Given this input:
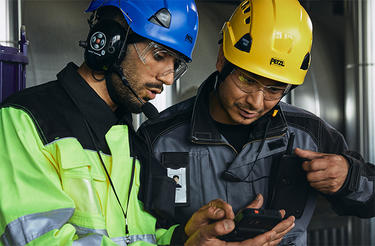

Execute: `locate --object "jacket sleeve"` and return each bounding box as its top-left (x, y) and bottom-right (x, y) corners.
top-left (155, 225), bottom-right (180, 246)
top-left (138, 123), bottom-right (187, 245)
top-left (0, 107), bottom-right (120, 246)
top-left (326, 150), bottom-right (375, 218)
top-left (316, 121), bottom-right (375, 218)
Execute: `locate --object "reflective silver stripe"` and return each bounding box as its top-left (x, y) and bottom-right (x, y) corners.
top-left (72, 223), bottom-right (108, 237)
top-left (0, 208), bottom-right (74, 246)
top-left (72, 234), bottom-right (104, 246)
top-left (70, 223), bottom-right (108, 245)
top-left (72, 233), bottom-right (157, 246)
top-left (112, 234), bottom-right (157, 246)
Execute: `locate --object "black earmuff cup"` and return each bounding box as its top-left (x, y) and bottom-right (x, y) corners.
top-left (84, 19), bottom-right (126, 71)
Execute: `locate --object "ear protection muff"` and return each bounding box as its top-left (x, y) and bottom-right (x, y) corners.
top-left (84, 19), bottom-right (128, 72)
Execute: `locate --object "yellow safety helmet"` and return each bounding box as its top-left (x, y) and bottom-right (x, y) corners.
top-left (222, 0), bottom-right (313, 85)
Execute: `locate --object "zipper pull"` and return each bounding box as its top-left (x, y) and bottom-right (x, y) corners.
top-left (125, 235), bottom-right (131, 245)
top-left (125, 217), bottom-right (129, 235)
top-left (125, 218), bottom-right (131, 244)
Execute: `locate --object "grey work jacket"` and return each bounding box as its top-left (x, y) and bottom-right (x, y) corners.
top-left (139, 72), bottom-right (375, 246)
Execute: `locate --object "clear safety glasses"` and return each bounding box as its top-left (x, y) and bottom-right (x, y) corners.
top-left (133, 41), bottom-right (188, 81)
top-left (231, 69), bottom-right (291, 101)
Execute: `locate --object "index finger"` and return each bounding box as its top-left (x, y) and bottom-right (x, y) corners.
top-left (302, 158), bottom-right (329, 172)
top-left (295, 148), bottom-right (325, 160)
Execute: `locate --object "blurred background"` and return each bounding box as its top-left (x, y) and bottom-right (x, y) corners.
top-left (1, 0), bottom-right (374, 245)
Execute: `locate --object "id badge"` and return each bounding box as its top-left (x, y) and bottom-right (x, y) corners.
top-left (167, 167), bottom-right (187, 204)
top-left (162, 152), bottom-right (189, 206)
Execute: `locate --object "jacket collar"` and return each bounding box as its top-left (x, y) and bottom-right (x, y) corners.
top-left (190, 72), bottom-right (288, 144)
top-left (57, 63), bottom-right (133, 143)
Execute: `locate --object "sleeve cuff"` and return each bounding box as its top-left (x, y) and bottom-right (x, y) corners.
top-left (332, 151), bottom-right (361, 196)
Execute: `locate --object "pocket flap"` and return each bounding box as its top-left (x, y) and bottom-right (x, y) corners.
top-left (57, 138), bottom-right (90, 169)
top-left (55, 138), bottom-right (106, 181)
top-left (161, 152), bottom-right (189, 169)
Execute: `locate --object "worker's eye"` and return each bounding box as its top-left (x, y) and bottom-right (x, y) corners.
top-left (152, 50), bottom-right (168, 61)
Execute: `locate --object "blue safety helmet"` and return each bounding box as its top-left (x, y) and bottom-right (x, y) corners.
top-left (86, 0), bottom-right (199, 62)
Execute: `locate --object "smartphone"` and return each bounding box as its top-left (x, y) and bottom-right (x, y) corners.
top-left (220, 208), bottom-right (282, 242)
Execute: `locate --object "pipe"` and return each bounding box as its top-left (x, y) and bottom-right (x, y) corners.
top-left (365, 0), bottom-right (375, 163)
top-left (346, 0), bottom-right (375, 243)
top-left (0, 0), bottom-right (10, 46)
top-left (17, 0), bottom-right (21, 41)
top-left (363, 1), bottom-right (375, 243)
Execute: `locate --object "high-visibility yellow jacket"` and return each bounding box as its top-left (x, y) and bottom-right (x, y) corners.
top-left (0, 63), bottom-right (179, 246)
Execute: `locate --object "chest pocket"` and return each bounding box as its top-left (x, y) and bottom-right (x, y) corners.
top-left (161, 150), bottom-right (210, 224)
top-left (268, 154), bottom-right (311, 218)
top-left (56, 138), bottom-right (106, 226)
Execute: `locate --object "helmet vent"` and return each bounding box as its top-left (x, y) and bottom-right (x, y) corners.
top-left (241, 0), bottom-right (250, 10)
top-left (300, 52), bottom-right (311, 70)
top-left (245, 17), bottom-right (250, 24)
top-left (235, 33), bottom-right (252, 53)
top-left (148, 8), bottom-right (171, 28)
top-left (243, 6), bottom-right (251, 14)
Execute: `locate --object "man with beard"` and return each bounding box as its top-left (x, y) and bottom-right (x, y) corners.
top-left (0, 0), bottom-right (197, 245)
top-left (139, 0), bottom-right (375, 245)
top-left (0, 0), bottom-right (296, 245)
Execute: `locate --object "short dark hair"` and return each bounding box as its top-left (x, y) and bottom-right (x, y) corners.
top-left (173, 175), bottom-right (179, 180)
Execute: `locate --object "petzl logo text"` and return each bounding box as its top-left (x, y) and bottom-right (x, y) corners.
top-left (270, 58), bottom-right (285, 67)
top-left (185, 34), bottom-right (193, 43)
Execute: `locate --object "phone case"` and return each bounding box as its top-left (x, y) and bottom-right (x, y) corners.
top-left (220, 208), bottom-right (282, 242)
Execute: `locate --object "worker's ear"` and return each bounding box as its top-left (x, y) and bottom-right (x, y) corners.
top-left (216, 44), bottom-right (225, 73)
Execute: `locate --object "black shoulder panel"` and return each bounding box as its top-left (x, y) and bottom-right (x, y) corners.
top-left (1, 81), bottom-right (99, 152)
top-left (138, 97), bottom-right (194, 147)
top-left (281, 103), bottom-right (347, 154)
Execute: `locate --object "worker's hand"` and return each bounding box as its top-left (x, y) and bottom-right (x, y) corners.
top-left (185, 194), bottom-right (263, 237)
top-left (295, 148), bottom-right (349, 194)
top-left (184, 194), bottom-right (295, 246)
top-left (185, 199), bottom-right (235, 237)
top-left (240, 194), bottom-right (295, 245)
